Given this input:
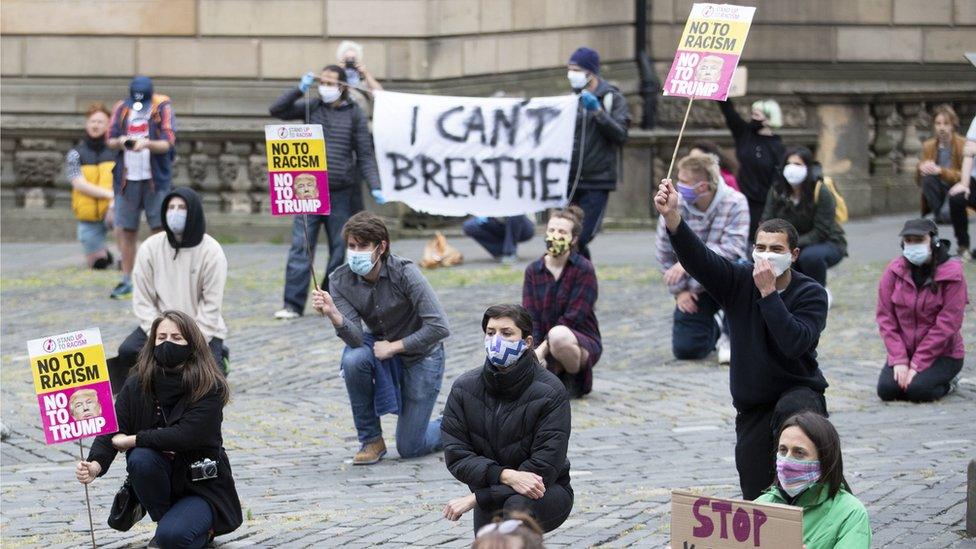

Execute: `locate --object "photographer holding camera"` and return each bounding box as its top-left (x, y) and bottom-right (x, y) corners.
top-left (77, 310), bottom-right (241, 548)
top-left (106, 75), bottom-right (177, 300)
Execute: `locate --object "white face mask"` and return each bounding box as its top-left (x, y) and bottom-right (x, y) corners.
top-left (318, 85), bottom-right (341, 103)
top-left (166, 209), bottom-right (187, 234)
top-left (783, 164), bottom-right (808, 186)
top-left (902, 243), bottom-right (931, 266)
top-left (753, 250), bottom-right (793, 277)
top-left (567, 70), bottom-right (588, 90)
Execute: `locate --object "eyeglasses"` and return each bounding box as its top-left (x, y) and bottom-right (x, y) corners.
top-left (476, 519), bottom-right (523, 538)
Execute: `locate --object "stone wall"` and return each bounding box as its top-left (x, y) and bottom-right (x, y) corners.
top-left (2, 0), bottom-right (976, 240)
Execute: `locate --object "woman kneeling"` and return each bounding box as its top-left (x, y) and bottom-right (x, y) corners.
top-left (76, 310), bottom-right (242, 548)
top-left (756, 412), bottom-right (871, 549)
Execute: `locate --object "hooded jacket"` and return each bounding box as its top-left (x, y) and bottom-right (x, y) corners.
top-left (876, 241), bottom-right (967, 372)
top-left (268, 88), bottom-right (380, 192)
top-left (656, 179), bottom-right (750, 295)
top-left (132, 188), bottom-right (228, 340)
top-left (88, 375), bottom-right (243, 536)
top-left (568, 77), bottom-right (631, 191)
top-left (441, 351), bottom-right (572, 511)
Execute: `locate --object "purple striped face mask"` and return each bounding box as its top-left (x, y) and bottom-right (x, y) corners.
top-left (485, 335), bottom-right (526, 368)
top-left (776, 455), bottom-right (821, 497)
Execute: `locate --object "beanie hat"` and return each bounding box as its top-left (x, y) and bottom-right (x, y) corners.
top-left (569, 47), bottom-right (600, 75)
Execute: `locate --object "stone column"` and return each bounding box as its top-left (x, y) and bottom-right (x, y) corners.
top-left (815, 101), bottom-right (872, 217)
top-left (898, 102), bottom-right (924, 174)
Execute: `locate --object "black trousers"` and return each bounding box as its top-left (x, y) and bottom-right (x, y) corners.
top-left (948, 177), bottom-right (976, 250)
top-left (472, 484), bottom-right (573, 535)
top-left (876, 357), bottom-right (963, 402)
top-left (108, 326), bottom-right (226, 393)
top-left (921, 174), bottom-right (952, 223)
top-left (735, 386), bottom-right (828, 500)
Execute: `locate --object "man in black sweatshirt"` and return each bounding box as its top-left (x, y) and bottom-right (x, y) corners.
top-left (654, 177), bottom-right (829, 500)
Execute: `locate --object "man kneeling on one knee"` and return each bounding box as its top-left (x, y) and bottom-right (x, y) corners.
top-left (312, 212), bottom-right (450, 465)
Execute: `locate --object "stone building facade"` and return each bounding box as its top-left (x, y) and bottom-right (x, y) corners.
top-left (2, 0), bottom-right (975, 240)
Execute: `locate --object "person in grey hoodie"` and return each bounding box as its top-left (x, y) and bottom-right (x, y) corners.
top-left (270, 64), bottom-right (383, 319)
top-left (655, 154), bottom-right (750, 361)
top-left (565, 47), bottom-right (631, 261)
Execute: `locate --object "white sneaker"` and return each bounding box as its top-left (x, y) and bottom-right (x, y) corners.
top-left (716, 334), bottom-right (731, 365)
top-left (825, 287), bottom-right (833, 310)
top-left (273, 308), bottom-right (301, 320)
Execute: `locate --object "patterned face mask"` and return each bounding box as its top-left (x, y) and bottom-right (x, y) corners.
top-left (776, 455), bottom-right (821, 497)
top-left (484, 335), bottom-right (526, 368)
top-left (545, 235), bottom-right (571, 257)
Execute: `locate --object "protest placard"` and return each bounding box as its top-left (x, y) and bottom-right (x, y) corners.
top-left (664, 3), bottom-right (756, 101)
top-left (265, 124), bottom-right (330, 216)
top-left (372, 90), bottom-right (578, 217)
top-left (671, 490), bottom-right (803, 549)
top-left (28, 328), bottom-right (118, 445)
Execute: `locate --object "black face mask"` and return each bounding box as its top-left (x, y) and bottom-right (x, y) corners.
top-left (154, 341), bottom-right (191, 369)
top-left (748, 119), bottom-right (765, 132)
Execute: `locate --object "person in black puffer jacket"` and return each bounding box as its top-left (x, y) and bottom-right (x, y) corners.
top-left (441, 304), bottom-right (573, 536)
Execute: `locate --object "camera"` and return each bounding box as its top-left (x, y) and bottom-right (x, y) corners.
top-left (123, 139), bottom-right (136, 150)
top-left (189, 458), bottom-right (218, 482)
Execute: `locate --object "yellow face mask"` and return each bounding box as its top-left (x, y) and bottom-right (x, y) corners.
top-left (545, 235), bottom-right (571, 257)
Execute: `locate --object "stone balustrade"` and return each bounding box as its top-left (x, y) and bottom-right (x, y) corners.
top-left (1, 94), bottom-right (973, 241)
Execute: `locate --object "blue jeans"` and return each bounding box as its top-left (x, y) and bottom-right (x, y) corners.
top-left (282, 186), bottom-right (358, 312)
top-left (570, 189), bottom-right (610, 260)
top-left (672, 291), bottom-right (722, 360)
top-left (341, 344), bottom-right (445, 457)
top-left (795, 242), bottom-right (844, 287)
top-left (462, 216), bottom-right (535, 258)
top-left (126, 448), bottom-right (214, 549)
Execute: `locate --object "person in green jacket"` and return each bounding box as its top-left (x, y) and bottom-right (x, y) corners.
top-left (756, 411), bottom-right (871, 549)
top-left (761, 146), bottom-right (847, 299)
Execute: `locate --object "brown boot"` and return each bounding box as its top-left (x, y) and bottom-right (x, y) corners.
top-left (353, 438), bottom-right (387, 465)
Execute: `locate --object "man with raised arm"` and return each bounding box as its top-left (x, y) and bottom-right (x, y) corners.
top-left (654, 177), bottom-right (829, 500)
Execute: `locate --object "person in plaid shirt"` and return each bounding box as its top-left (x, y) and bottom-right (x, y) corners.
top-left (656, 154), bottom-right (749, 362)
top-left (523, 205), bottom-right (601, 398)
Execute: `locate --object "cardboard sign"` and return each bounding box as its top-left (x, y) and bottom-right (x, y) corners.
top-left (372, 90), bottom-right (578, 217)
top-left (728, 66), bottom-right (748, 98)
top-left (265, 124), bottom-right (330, 216)
top-left (664, 3), bottom-right (756, 101)
top-left (671, 490), bottom-right (803, 548)
top-left (28, 328), bottom-right (118, 444)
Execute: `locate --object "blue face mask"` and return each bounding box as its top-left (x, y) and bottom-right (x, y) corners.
top-left (485, 335), bottom-right (526, 368)
top-left (677, 183), bottom-right (699, 203)
top-left (347, 248), bottom-right (376, 276)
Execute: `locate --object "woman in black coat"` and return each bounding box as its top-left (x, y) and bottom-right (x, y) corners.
top-left (76, 310), bottom-right (242, 548)
top-left (441, 304), bottom-right (573, 535)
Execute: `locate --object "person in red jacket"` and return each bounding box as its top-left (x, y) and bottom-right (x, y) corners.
top-left (876, 218), bottom-right (968, 402)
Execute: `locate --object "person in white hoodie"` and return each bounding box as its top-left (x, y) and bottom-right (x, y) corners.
top-left (655, 154), bottom-right (750, 362)
top-left (107, 187), bottom-right (228, 390)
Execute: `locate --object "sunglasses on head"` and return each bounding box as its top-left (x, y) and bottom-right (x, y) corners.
top-left (476, 519), bottom-right (523, 538)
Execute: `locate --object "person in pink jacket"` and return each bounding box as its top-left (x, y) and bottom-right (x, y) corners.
top-left (876, 218), bottom-right (968, 402)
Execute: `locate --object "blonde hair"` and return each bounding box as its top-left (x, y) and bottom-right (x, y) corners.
top-left (678, 154), bottom-right (721, 191)
top-left (751, 99), bottom-right (783, 129)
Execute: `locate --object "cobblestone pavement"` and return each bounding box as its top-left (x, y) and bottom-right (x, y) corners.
top-left (2, 215), bottom-right (975, 548)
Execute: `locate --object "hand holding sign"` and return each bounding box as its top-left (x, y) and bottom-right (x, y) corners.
top-left (75, 460), bottom-right (101, 484)
top-left (311, 289), bottom-right (340, 323)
